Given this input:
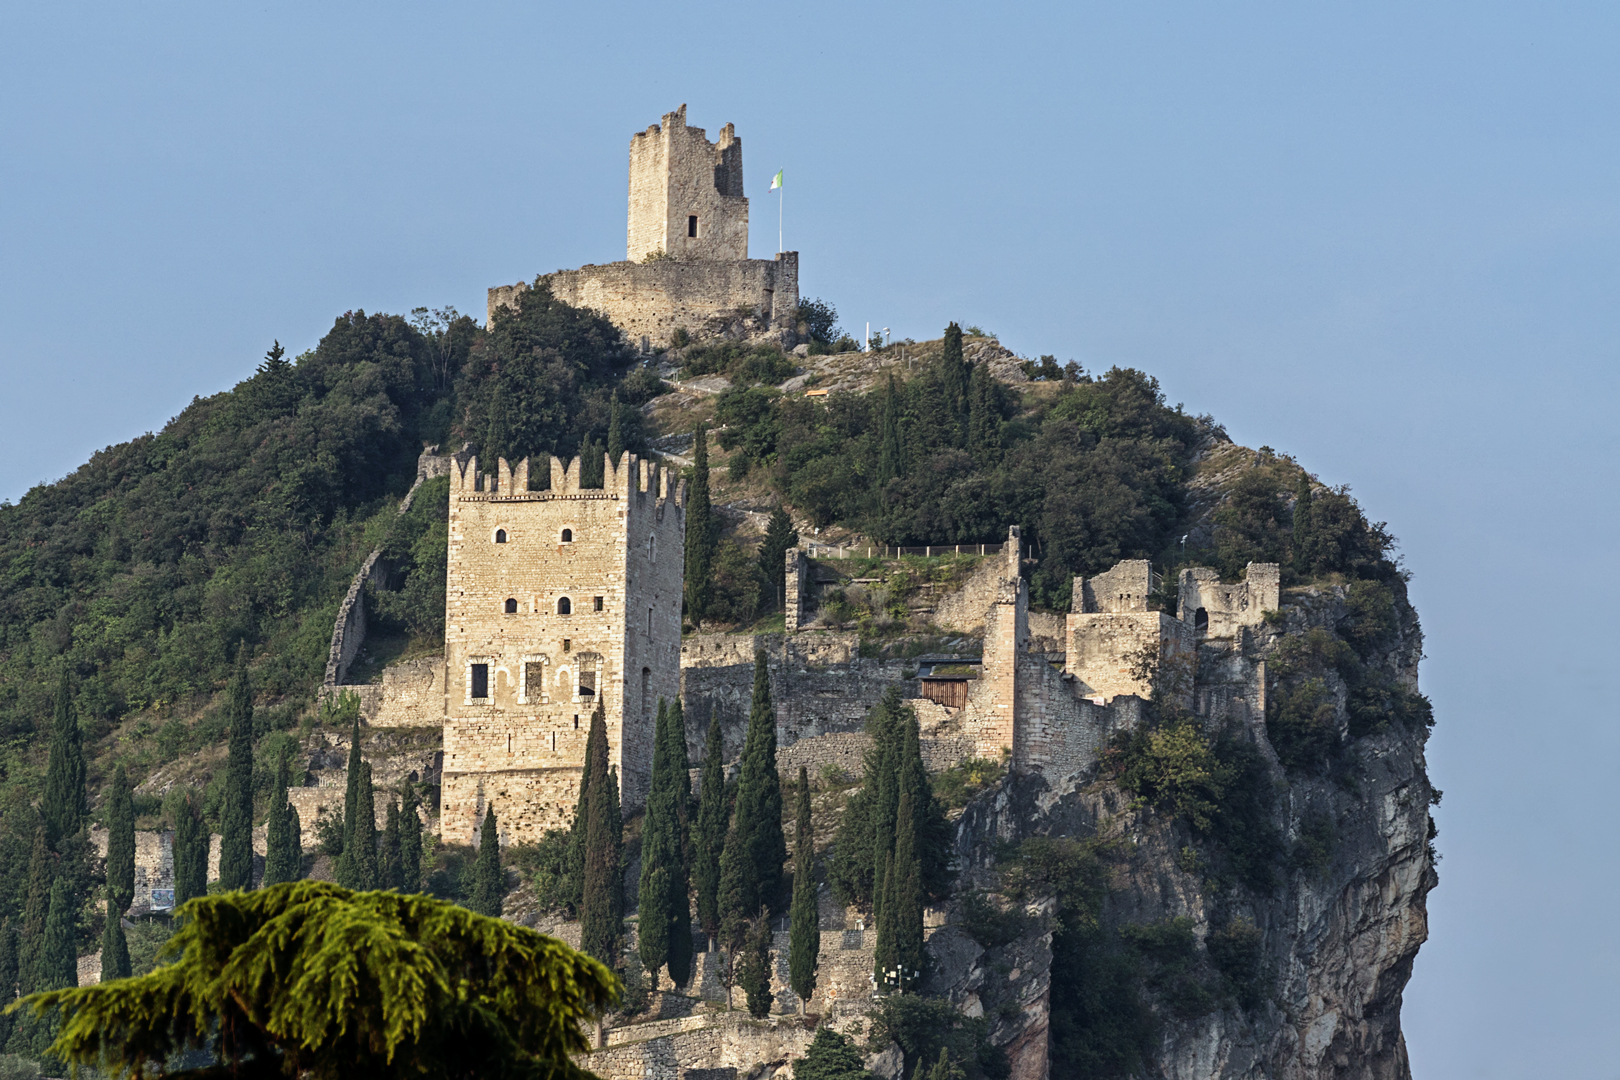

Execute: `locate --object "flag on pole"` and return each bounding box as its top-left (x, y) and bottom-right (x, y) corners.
top-left (770, 169), bottom-right (783, 190)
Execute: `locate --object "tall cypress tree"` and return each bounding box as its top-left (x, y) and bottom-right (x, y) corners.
top-left (757, 507), bottom-right (800, 611)
top-left (663, 698), bottom-right (694, 988)
top-left (788, 766), bottom-right (819, 1011)
top-left (967, 361), bottom-right (1001, 466)
top-left (1292, 470), bottom-right (1315, 578)
top-left (684, 423), bottom-right (716, 624)
top-left (877, 374), bottom-right (905, 487)
top-left (939, 323), bottom-right (970, 447)
top-left (263, 749), bottom-right (301, 887)
top-left (0, 919), bottom-right (18, 1046)
top-left (41, 878), bottom-right (77, 991)
top-left (637, 702), bottom-right (674, 983)
top-left (667, 698), bottom-right (694, 835)
top-left (336, 716), bottom-right (366, 890)
top-left (172, 795), bottom-right (207, 910)
top-left (891, 789), bottom-right (924, 986)
top-left (17, 829), bottom-right (51, 994)
top-left (484, 383), bottom-right (511, 465)
top-left (694, 711), bottom-right (726, 949)
top-left (100, 903), bottom-right (130, 982)
top-left (400, 789), bottom-right (423, 892)
top-left (564, 706), bottom-right (605, 912)
top-left (351, 762), bottom-right (379, 891)
top-left (580, 708), bottom-right (622, 967)
top-left (718, 650), bottom-right (785, 950)
top-left (607, 390), bottom-right (625, 469)
top-left (41, 668), bottom-right (87, 849)
top-left (105, 765), bottom-right (135, 915)
top-left (470, 805), bottom-right (503, 916)
top-left (219, 649), bottom-right (255, 891)
top-left (872, 844), bottom-right (897, 986)
top-left (738, 907), bottom-right (774, 1019)
top-left (380, 799), bottom-right (404, 892)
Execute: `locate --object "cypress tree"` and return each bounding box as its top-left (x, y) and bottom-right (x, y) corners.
top-left (718, 651), bottom-right (785, 948)
top-left (872, 844), bottom-right (897, 987)
top-left (172, 795), bottom-right (207, 910)
top-left (380, 799), bottom-right (404, 892)
top-left (100, 902), bottom-right (130, 981)
top-left (580, 708), bottom-right (622, 967)
top-left (663, 699), bottom-right (694, 988)
top-left (939, 323), bottom-right (969, 447)
top-left (694, 711), bottom-right (726, 949)
top-left (400, 789), bottom-right (422, 892)
top-left (470, 805), bottom-right (503, 916)
top-left (17, 829), bottom-right (51, 994)
top-left (219, 649), bottom-right (256, 891)
top-left (41, 667), bottom-right (87, 849)
top-left (351, 762), bottom-right (378, 891)
top-left (737, 907), bottom-right (774, 1019)
top-left (788, 766), bottom-right (819, 1010)
top-left (877, 374), bottom-right (905, 486)
top-left (564, 706), bottom-right (605, 912)
top-left (41, 878), bottom-right (77, 991)
top-left (967, 361), bottom-right (1001, 465)
top-left (667, 698), bottom-right (693, 834)
top-left (1292, 471), bottom-right (1315, 578)
top-left (484, 383), bottom-right (511, 464)
top-left (105, 765), bottom-right (135, 915)
top-left (607, 390), bottom-right (625, 468)
top-left (757, 506), bottom-right (800, 611)
top-left (336, 717), bottom-right (366, 889)
top-left (684, 423), bottom-right (716, 624)
top-left (638, 701), bottom-right (675, 985)
top-left (897, 706), bottom-right (952, 900)
top-left (891, 790), bottom-right (924, 986)
top-left (0, 919), bottom-right (17, 1046)
top-left (263, 749), bottom-right (300, 886)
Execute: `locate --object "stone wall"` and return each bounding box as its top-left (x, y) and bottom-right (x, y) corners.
top-left (931, 553), bottom-right (1011, 635)
top-left (1063, 611), bottom-right (1191, 701)
top-left (324, 550), bottom-right (385, 687)
top-left (441, 452), bottom-right (685, 844)
top-left (1178, 562), bottom-right (1280, 639)
top-left (783, 549), bottom-right (807, 632)
top-left (1075, 559), bottom-right (1154, 613)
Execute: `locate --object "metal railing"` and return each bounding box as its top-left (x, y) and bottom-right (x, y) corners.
top-left (803, 542), bottom-right (1004, 559)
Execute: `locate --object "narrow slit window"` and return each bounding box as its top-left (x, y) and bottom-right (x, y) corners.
top-left (688, 215), bottom-right (698, 237)
top-left (470, 663), bottom-right (489, 699)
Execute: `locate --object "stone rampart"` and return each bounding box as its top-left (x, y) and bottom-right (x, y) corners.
top-left (1063, 611), bottom-right (1192, 701)
top-left (1178, 562), bottom-right (1280, 639)
top-left (783, 549), bottom-right (808, 632)
top-left (324, 550), bottom-right (385, 687)
top-left (931, 554), bottom-right (1009, 634)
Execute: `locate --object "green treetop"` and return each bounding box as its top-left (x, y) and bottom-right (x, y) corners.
top-left (579, 707), bottom-right (623, 968)
top-left (757, 506), bottom-right (800, 611)
top-left (470, 806), bottom-right (503, 917)
top-left (105, 764), bottom-right (135, 915)
top-left (693, 711), bottom-right (727, 949)
top-left (41, 668), bottom-right (87, 851)
top-left (718, 651), bottom-right (785, 949)
top-left (788, 766), bottom-right (820, 1010)
top-left (264, 748), bottom-right (302, 887)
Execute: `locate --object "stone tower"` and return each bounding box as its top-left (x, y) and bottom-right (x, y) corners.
top-left (627, 103), bottom-right (750, 262)
top-left (439, 452), bottom-right (686, 845)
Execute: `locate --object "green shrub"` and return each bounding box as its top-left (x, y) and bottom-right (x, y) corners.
top-left (1266, 677), bottom-right (1339, 772)
top-left (1105, 716), bottom-right (1226, 831)
top-left (959, 890), bottom-right (1024, 949)
top-left (1120, 917), bottom-right (1215, 1017)
top-left (932, 756), bottom-right (1006, 810)
top-left (507, 829), bottom-right (571, 912)
top-left (1206, 918), bottom-right (1267, 1010)
top-left (865, 993), bottom-right (1007, 1080)
top-left (1290, 812), bottom-right (1336, 874)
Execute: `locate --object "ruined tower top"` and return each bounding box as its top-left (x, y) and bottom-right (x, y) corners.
top-left (627, 104), bottom-right (750, 263)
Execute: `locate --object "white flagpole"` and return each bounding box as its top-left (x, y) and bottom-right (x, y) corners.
top-left (778, 183), bottom-right (783, 253)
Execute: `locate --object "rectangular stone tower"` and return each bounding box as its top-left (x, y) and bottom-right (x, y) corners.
top-left (439, 452), bottom-right (685, 845)
top-left (627, 103), bottom-right (749, 262)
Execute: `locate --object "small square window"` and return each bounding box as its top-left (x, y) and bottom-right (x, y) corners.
top-left (593, 596), bottom-right (604, 612)
top-left (562, 639), bottom-right (571, 653)
top-left (688, 215), bottom-right (698, 237)
top-left (470, 663), bottom-right (489, 699)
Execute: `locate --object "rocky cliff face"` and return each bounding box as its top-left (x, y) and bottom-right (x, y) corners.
top-left (929, 583), bottom-right (1435, 1080)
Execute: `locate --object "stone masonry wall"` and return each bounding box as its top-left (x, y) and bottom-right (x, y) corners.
top-left (324, 550), bottom-right (385, 687)
top-left (783, 549), bottom-right (807, 632)
top-left (627, 104), bottom-right (749, 263)
top-left (441, 452), bottom-right (684, 844)
top-left (1064, 611), bottom-right (1190, 701)
top-left (1178, 562), bottom-right (1280, 639)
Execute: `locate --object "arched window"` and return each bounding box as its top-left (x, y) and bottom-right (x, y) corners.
top-left (504, 598), bottom-right (518, 614)
top-left (495, 529), bottom-right (507, 544)
top-left (561, 528), bottom-right (574, 543)
top-left (1195, 608), bottom-right (1209, 633)
top-left (557, 597), bottom-right (572, 616)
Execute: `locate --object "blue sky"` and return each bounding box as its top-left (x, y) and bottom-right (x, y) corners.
top-left (3, 3), bottom-right (1617, 1075)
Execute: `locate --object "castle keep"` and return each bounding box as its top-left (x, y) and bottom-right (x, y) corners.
top-left (489, 105), bottom-right (799, 350)
top-left (438, 452), bottom-right (685, 844)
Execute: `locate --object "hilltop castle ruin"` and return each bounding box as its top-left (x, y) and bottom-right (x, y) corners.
top-left (488, 105), bottom-right (799, 351)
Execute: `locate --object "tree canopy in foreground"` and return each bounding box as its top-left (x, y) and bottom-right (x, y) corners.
top-left (7, 882), bottom-right (618, 1080)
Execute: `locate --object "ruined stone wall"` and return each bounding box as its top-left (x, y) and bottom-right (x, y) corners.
top-left (1076, 559), bottom-right (1153, 613)
top-left (324, 550), bottom-right (385, 687)
top-left (90, 828), bottom-right (174, 915)
top-left (488, 253), bottom-right (798, 350)
top-left (931, 553), bottom-right (1008, 634)
top-left (1178, 562), bottom-right (1280, 639)
top-left (1012, 658), bottom-right (1143, 780)
top-left (783, 549), bottom-right (807, 632)
top-left (441, 452), bottom-right (684, 844)
top-left (1025, 610), bottom-right (1066, 653)
top-left (371, 657), bottom-right (447, 727)
top-left (1063, 611), bottom-right (1192, 701)
top-left (627, 105), bottom-right (749, 263)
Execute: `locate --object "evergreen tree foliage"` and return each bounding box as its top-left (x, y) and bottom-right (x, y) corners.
top-left (0, 919), bottom-right (18, 1046)
top-left (1292, 470), bottom-right (1315, 577)
top-left (684, 423), bottom-right (716, 623)
top-left (17, 883), bottom-right (618, 1080)
top-left (737, 908), bottom-right (774, 1019)
top-left (218, 649), bottom-right (256, 891)
top-left (263, 749), bottom-right (301, 887)
top-left (788, 767), bottom-right (819, 1009)
top-left (891, 790), bottom-right (924, 985)
top-left (172, 795), bottom-right (208, 911)
top-left (938, 323), bottom-right (970, 448)
top-left (795, 1027), bottom-right (876, 1080)
top-left (563, 707), bottom-right (605, 913)
top-left (638, 701), bottom-right (692, 988)
top-left (351, 763), bottom-right (379, 892)
top-left (757, 506), bottom-right (800, 610)
top-left (966, 361), bottom-right (1003, 466)
top-left (17, 830), bottom-right (51, 994)
top-left (380, 799), bottom-right (404, 892)
top-left (830, 689), bottom-right (951, 907)
top-left (666, 698), bottom-right (693, 833)
top-left (470, 806), bottom-right (503, 917)
top-left (694, 711), bottom-right (727, 947)
top-left (718, 651), bottom-right (785, 950)
top-left (607, 390), bottom-right (625, 468)
top-left (579, 708), bottom-right (622, 967)
top-left (872, 845), bottom-right (896, 984)
top-left (400, 790), bottom-right (423, 893)
top-left (104, 765), bottom-right (135, 915)
top-left (877, 375), bottom-right (905, 487)
top-left (40, 879), bottom-right (76, 992)
top-left (41, 668), bottom-right (87, 850)
top-left (100, 906), bottom-right (130, 982)
top-left (339, 715), bottom-right (365, 874)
